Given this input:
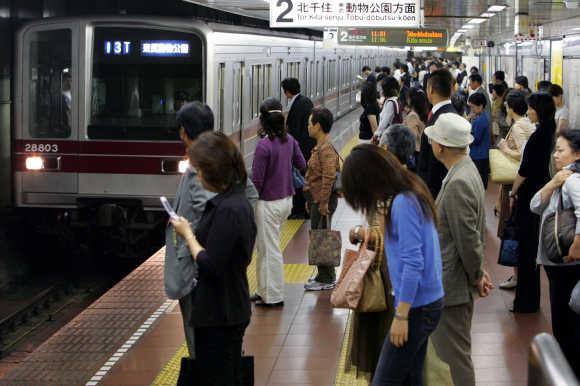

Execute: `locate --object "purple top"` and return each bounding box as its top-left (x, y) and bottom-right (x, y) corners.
top-left (251, 134), bottom-right (307, 201)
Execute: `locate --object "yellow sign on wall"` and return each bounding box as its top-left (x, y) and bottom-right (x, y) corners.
top-left (551, 40), bottom-right (563, 87)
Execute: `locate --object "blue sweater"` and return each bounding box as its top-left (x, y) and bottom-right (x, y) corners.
top-left (469, 112), bottom-right (491, 160)
top-left (385, 193), bottom-right (444, 308)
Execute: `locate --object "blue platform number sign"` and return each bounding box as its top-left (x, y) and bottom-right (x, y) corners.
top-left (104, 41), bottom-right (131, 55)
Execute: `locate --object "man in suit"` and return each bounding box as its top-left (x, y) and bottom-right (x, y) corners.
top-left (421, 61), bottom-right (440, 91)
top-left (282, 78), bottom-right (314, 218)
top-left (425, 113), bottom-right (494, 386)
top-left (468, 73), bottom-right (491, 116)
top-left (417, 69), bottom-right (458, 198)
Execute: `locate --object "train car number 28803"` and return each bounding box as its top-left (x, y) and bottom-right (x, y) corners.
top-left (24, 143), bottom-right (59, 153)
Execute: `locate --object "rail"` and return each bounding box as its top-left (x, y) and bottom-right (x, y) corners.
top-left (528, 333), bottom-right (579, 386)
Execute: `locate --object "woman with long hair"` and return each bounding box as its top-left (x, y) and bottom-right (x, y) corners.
top-left (510, 92), bottom-right (556, 312)
top-left (252, 98), bottom-right (306, 306)
top-left (342, 145), bottom-right (444, 385)
top-left (170, 131), bottom-right (257, 385)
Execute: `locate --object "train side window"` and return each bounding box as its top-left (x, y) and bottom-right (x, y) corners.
top-left (263, 64), bottom-right (272, 103)
top-left (251, 64), bottom-right (262, 119)
top-left (27, 29), bottom-right (72, 138)
top-left (218, 63), bottom-right (225, 132)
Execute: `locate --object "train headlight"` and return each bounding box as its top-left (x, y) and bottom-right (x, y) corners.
top-left (26, 156), bottom-right (44, 170)
top-left (178, 160), bottom-right (190, 174)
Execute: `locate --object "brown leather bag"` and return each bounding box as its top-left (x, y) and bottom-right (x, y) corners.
top-left (331, 228), bottom-right (387, 312)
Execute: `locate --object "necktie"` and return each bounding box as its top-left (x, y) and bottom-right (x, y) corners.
top-left (428, 110), bottom-right (433, 122)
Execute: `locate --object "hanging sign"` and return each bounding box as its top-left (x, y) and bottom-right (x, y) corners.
top-left (270, 0), bottom-right (421, 28)
top-left (337, 28), bottom-right (448, 47)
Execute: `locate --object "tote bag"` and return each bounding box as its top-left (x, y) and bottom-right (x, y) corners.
top-left (489, 149), bottom-right (519, 185)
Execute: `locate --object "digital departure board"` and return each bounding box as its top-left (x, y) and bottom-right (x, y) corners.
top-left (338, 28), bottom-right (448, 47)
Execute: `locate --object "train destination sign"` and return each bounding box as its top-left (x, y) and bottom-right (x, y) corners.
top-left (270, 0), bottom-right (420, 28)
top-left (337, 28), bottom-right (448, 47)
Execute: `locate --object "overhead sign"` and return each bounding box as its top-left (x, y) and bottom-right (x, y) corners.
top-left (270, 0), bottom-right (420, 28)
top-left (337, 28), bottom-right (448, 47)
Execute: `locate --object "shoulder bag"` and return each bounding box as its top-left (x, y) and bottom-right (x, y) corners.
top-left (541, 191), bottom-right (576, 264)
top-left (308, 216), bottom-right (342, 267)
top-left (489, 127), bottom-right (520, 184)
top-left (330, 228), bottom-right (387, 312)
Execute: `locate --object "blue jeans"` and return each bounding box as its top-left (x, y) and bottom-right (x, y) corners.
top-left (372, 298), bottom-right (443, 386)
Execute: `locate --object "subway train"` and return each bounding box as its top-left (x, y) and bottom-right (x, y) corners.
top-left (12, 16), bottom-right (405, 253)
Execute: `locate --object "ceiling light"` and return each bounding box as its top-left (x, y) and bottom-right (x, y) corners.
top-left (480, 13), bottom-right (495, 17)
top-left (488, 5), bottom-right (507, 12)
top-left (468, 18), bottom-right (487, 24)
top-left (462, 24), bottom-right (476, 29)
top-left (457, 29), bottom-right (467, 33)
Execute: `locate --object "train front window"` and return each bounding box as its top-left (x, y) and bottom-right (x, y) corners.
top-left (89, 28), bottom-right (203, 141)
top-left (28, 29), bottom-right (72, 138)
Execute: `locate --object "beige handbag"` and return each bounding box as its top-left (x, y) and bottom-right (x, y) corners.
top-left (489, 149), bottom-right (519, 184)
top-left (330, 229), bottom-right (387, 312)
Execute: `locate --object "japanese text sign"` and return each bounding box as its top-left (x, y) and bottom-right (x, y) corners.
top-left (270, 0), bottom-right (421, 28)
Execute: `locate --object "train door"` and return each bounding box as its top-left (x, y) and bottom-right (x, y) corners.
top-left (232, 62), bottom-right (244, 153)
top-left (563, 59), bottom-right (580, 129)
top-left (522, 57), bottom-right (544, 91)
top-left (16, 23), bottom-right (80, 207)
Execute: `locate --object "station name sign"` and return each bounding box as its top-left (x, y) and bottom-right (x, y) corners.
top-left (270, 0), bottom-right (420, 28)
top-left (337, 28), bottom-right (448, 47)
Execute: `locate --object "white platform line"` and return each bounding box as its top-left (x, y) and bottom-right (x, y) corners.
top-left (85, 299), bottom-right (177, 386)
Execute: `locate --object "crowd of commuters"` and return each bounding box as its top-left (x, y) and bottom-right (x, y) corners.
top-left (159, 53), bottom-right (580, 384)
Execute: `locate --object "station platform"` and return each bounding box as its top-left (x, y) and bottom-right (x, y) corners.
top-left (0, 111), bottom-right (554, 386)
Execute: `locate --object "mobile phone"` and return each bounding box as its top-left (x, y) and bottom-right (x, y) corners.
top-left (160, 196), bottom-right (179, 220)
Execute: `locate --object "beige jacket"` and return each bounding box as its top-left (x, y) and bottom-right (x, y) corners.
top-left (504, 116), bottom-right (535, 160)
top-left (435, 157), bottom-right (486, 307)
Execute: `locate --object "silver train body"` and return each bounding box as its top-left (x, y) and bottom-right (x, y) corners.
top-left (14, 16), bottom-right (406, 211)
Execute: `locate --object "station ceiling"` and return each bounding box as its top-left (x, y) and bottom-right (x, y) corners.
top-left (186, 0), bottom-right (580, 43)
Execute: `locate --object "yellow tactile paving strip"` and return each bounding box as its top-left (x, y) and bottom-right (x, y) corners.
top-left (153, 136), bottom-right (361, 386)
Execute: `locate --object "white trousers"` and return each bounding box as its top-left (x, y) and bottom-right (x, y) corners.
top-left (255, 197), bottom-right (293, 303)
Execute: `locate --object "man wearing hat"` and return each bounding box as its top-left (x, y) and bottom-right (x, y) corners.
top-left (425, 113), bottom-right (494, 386)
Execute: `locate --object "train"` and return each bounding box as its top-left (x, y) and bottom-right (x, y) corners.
top-left (12, 16), bottom-right (406, 256)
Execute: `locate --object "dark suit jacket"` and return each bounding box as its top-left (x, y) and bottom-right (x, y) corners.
top-left (417, 102), bottom-right (458, 198)
top-left (191, 185), bottom-right (257, 328)
top-left (286, 94), bottom-right (315, 161)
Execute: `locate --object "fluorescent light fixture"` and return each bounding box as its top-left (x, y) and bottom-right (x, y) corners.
top-left (457, 29), bottom-right (467, 33)
top-left (462, 24), bottom-right (476, 29)
top-left (488, 5), bottom-right (507, 12)
top-left (480, 13), bottom-right (495, 17)
top-left (468, 18), bottom-right (487, 24)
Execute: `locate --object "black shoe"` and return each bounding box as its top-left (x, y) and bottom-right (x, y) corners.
top-left (254, 300), bottom-right (284, 307)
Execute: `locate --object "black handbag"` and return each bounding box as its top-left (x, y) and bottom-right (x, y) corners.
top-left (241, 355), bottom-right (254, 386)
top-left (177, 357), bottom-right (197, 386)
top-left (177, 355), bottom-right (254, 385)
top-left (542, 192), bottom-right (576, 263)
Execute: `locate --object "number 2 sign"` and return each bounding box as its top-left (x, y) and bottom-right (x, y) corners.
top-left (270, 0), bottom-right (295, 27)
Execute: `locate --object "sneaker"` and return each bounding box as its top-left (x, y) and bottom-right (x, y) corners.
top-left (499, 276), bottom-right (517, 290)
top-left (306, 277), bottom-right (316, 284)
top-left (304, 281), bottom-right (336, 291)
